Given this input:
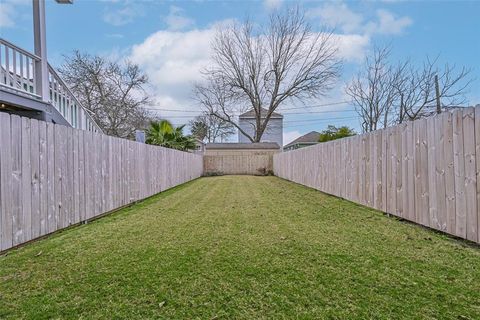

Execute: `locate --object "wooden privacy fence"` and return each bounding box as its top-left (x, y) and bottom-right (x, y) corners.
top-left (274, 107), bottom-right (480, 244)
top-left (204, 154), bottom-right (274, 175)
top-left (0, 113), bottom-right (203, 252)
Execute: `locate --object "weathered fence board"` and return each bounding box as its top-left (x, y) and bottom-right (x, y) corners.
top-left (21, 117), bottom-right (32, 243)
top-left (0, 113), bottom-right (12, 250)
top-left (274, 107), bottom-right (480, 244)
top-left (30, 119), bottom-right (40, 239)
top-left (0, 114), bottom-right (203, 252)
top-left (463, 108), bottom-right (477, 242)
top-left (444, 113), bottom-right (456, 234)
top-left (476, 107), bottom-right (480, 243)
top-left (11, 116), bottom-right (23, 246)
top-left (46, 123), bottom-right (55, 234)
top-left (413, 118), bottom-right (429, 227)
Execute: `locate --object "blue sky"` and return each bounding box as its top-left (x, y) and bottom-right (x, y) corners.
top-left (1, 0), bottom-right (479, 144)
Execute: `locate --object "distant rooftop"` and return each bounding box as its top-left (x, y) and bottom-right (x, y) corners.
top-left (206, 142), bottom-right (280, 150)
top-left (284, 131), bottom-right (321, 149)
top-left (239, 107), bottom-right (283, 119)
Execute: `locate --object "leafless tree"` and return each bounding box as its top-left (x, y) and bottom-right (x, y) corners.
top-left (207, 114), bottom-right (236, 142)
top-left (189, 112), bottom-right (235, 143)
top-left (195, 7), bottom-right (341, 142)
top-left (347, 46), bottom-right (473, 132)
top-left (59, 51), bottom-right (154, 138)
top-left (346, 46), bottom-right (405, 132)
top-left (394, 57), bottom-right (473, 121)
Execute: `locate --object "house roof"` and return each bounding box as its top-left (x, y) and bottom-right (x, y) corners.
top-left (206, 142), bottom-right (280, 150)
top-left (283, 131), bottom-right (321, 149)
top-left (239, 107), bottom-right (283, 119)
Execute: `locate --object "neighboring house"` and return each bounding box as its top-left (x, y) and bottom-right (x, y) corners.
top-left (238, 108), bottom-right (283, 147)
top-left (283, 131), bottom-right (321, 151)
top-left (204, 142), bottom-right (280, 175)
top-left (193, 139), bottom-right (206, 154)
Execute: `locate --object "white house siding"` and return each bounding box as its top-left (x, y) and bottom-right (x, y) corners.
top-left (238, 117), bottom-right (283, 146)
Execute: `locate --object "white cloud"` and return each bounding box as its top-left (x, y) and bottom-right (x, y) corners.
top-left (371, 9), bottom-right (412, 35)
top-left (283, 130), bottom-right (302, 146)
top-left (333, 34), bottom-right (370, 62)
top-left (307, 3), bottom-right (363, 34)
top-left (164, 6), bottom-right (194, 31)
top-left (307, 3), bottom-right (412, 36)
top-left (0, 0), bottom-right (30, 28)
top-left (305, 3), bottom-right (411, 64)
top-left (103, 2), bottom-right (143, 26)
top-left (130, 29), bottom-right (214, 88)
top-left (129, 26), bottom-right (217, 115)
top-left (0, 2), bottom-right (15, 28)
top-left (264, 0), bottom-right (283, 11)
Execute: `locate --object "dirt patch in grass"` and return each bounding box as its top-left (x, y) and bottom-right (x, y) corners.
top-left (1, 176), bottom-right (479, 319)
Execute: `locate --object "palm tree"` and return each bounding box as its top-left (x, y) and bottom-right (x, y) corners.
top-left (146, 120), bottom-right (196, 151)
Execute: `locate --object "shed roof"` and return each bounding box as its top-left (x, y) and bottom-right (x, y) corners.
top-left (283, 131), bottom-right (321, 149)
top-left (206, 142), bottom-right (280, 150)
top-left (239, 107), bottom-right (283, 119)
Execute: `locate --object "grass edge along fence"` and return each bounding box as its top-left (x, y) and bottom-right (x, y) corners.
top-left (0, 113), bottom-right (203, 252)
top-left (274, 106), bottom-right (480, 244)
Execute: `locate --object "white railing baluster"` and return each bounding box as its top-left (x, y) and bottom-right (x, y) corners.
top-left (5, 46), bottom-right (10, 86)
top-left (1, 38), bottom-right (41, 98)
top-left (26, 56), bottom-right (30, 92)
top-left (0, 43), bottom-right (3, 85)
top-left (32, 57), bottom-right (37, 94)
top-left (12, 49), bottom-right (17, 89)
top-left (19, 53), bottom-right (25, 92)
top-left (65, 96), bottom-right (69, 123)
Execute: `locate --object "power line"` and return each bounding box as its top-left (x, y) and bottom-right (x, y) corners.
top-left (283, 117), bottom-right (359, 129)
top-left (158, 115), bottom-right (360, 123)
top-left (169, 116), bottom-right (359, 130)
top-left (142, 100), bottom-right (352, 114)
top-left (140, 100), bottom-right (359, 129)
top-left (142, 107), bottom-right (200, 113)
top-left (145, 109), bottom-right (356, 115)
top-left (282, 109), bottom-right (356, 115)
top-left (145, 109), bottom-right (358, 119)
top-left (264, 116), bottom-right (360, 129)
top-left (280, 101), bottom-right (351, 111)
top-left (283, 116), bottom-right (359, 123)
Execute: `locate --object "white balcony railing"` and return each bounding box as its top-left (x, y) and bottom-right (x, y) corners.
top-left (0, 38), bottom-right (40, 97)
top-left (0, 38), bottom-right (101, 133)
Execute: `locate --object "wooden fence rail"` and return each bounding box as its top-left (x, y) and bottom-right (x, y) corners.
top-left (0, 113), bottom-right (203, 252)
top-left (274, 107), bottom-right (480, 244)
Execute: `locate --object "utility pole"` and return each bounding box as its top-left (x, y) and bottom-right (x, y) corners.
top-left (435, 74), bottom-right (441, 114)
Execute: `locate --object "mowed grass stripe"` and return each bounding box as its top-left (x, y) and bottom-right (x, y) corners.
top-left (0, 176), bottom-right (479, 319)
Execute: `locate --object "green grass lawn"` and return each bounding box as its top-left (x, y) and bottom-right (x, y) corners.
top-left (1, 176), bottom-right (479, 319)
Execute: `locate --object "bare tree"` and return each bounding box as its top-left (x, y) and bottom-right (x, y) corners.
top-left (395, 57), bottom-right (473, 121)
top-left (59, 51), bottom-right (154, 138)
top-left (347, 46), bottom-right (473, 132)
top-left (346, 46), bottom-right (405, 132)
top-left (189, 112), bottom-right (235, 143)
top-left (195, 7), bottom-right (341, 142)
